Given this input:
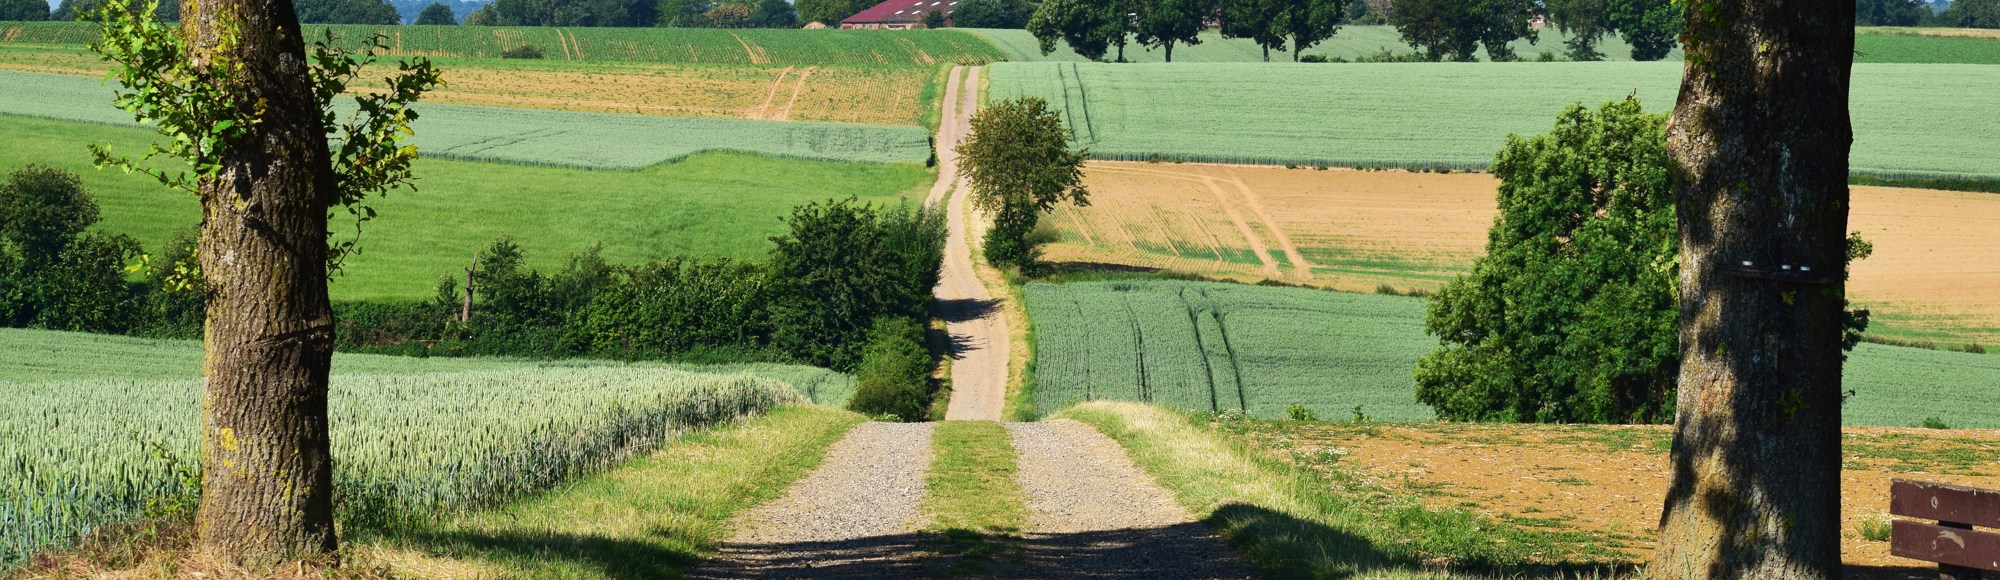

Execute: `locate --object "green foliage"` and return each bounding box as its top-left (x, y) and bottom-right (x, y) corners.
top-left (500, 43), bottom-right (543, 58)
top-left (1132, 0), bottom-right (1210, 61)
top-left (952, 0), bottom-right (1034, 29)
top-left (0, 0), bottom-right (47, 20)
top-left (1415, 100), bottom-right (1676, 424)
top-left (1857, 514), bottom-right (1894, 542)
top-left (974, 25), bottom-right (1676, 62)
top-left (653, 0), bottom-right (712, 27)
top-left (1859, 0), bottom-right (1933, 26)
top-left (1026, 0), bottom-right (1129, 61)
top-left (1608, 0), bottom-right (1681, 61)
top-left (1286, 404), bottom-right (1318, 422)
top-left (0, 166), bottom-right (144, 333)
top-left (1388, 0), bottom-right (1538, 61)
top-left (982, 62), bottom-right (2000, 179)
top-left (922, 6), bottom-right (945, 28)
top-left (1023, 280), bottom-right (1439, 421)
top-left (847, 317), bottom-right (936, 421)
top-left (768, 199), bottom-right (945, 370)
top-left (296, 0), bottom-right (401, 24)
top-left (791, 0), bottom-right (863, 25)
top-left (483, 0), bottom-right (659, 27)
top-left (749, 0), bottom-right (795, 28)
top-left (957, 97), bottom-right (1090, 270)
top-left (53, 0), bottom-right (174, 21)
top-left (1917, 416), bottom-right (1950, 429)
top-left (415, 2), bottom-right (457, 24)
top-left (0, 366), bottom-right (801, 566)
top-left (1937, 0), bottom-right (2000, 28)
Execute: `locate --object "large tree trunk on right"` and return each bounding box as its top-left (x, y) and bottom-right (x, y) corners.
top-left (1646, 1), bottom-right (1855, 579)
top-left (186, 0), bottom-right (341, 566)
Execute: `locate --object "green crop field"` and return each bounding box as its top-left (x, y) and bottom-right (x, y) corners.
top-left (1024, 280), bottom-right (2000, 428)
top-left (986, 62), bottom-right (2000, 179)
top-left (967, 26), bottom-right (1684, 63)
top-left (0, 365), bottom-right (796, 567)
top-left (1856, 31), bottom-right (2000, 64)
top-left (2, 71), bottom-right (932, 169)
top-left (0, 21), bottom-right (1005, 66)
top-left (0, 115), bottom-right (931, 301)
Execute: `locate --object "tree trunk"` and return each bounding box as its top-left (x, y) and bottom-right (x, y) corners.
top-left (1647, 2), bottom-right (1854, 580)
top-left (1262, 44), bottom-right (1270, 62)
top-left (1164, 40), bottom-right (1174, 62)
top-left (187, 0), bottom-right (341, 566)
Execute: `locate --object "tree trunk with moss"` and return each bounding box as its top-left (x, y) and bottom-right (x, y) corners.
top-left (1647, 2), bottom-right (1854, 579)
top-left (187, 0), bottom-right (341, 565)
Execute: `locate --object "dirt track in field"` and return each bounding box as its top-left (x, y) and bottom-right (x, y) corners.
top-left (1052, 162), bottom-right (2000, 343)
top-left (1255, 422), bottom-right (2000, 578)
top-left (931, 67), bottom-right (1009, 422)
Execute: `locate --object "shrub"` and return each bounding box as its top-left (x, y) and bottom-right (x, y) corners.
top-left (847, 317), bottom-right (936, 421)
top-left (1918, 416), bottom-right (1950, 429)
top-left (769, 199), bottom-right (944, 370)
top-left (1857, 514), bottom-right (1893, 542)
top-left (1287, 404), bottom-right (1319, 422)
top-left (1298, 54), bottom-right (1331, 63)
top-left (1964, 343), bottom-right (1988, 355)
top-left (501, 44), bottom-right (543, 59)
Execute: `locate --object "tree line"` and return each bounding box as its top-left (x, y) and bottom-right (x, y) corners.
top-left (1026, 0), bottom-right (1685, 62)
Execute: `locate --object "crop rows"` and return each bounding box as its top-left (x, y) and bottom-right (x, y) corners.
top-left (0, 70), bottom-right (932, 169)
top-left (967, 26), bottom-right (1683, 63)
top-left (1024, 280), bottom-right (2000, 428)
top-left (987, 62), bottom-right (2000, 179)
top-left (0, 366), bottom-right (803, 566)
top-left (1025, 280), bottom-right (1437, 421)
top-left (0, 22), bottom-right (1005, 67)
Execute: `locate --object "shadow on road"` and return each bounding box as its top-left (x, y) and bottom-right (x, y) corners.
top-left (938, 297), bottom-right (1002, 324)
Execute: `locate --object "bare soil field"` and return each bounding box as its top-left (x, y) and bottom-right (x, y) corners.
top-left (0, 45), bottom-right (932, 125)
top-left (1047, 162), bottom-right (2000, 343)
top-left (1236, 420), bottom-right (2000, 578)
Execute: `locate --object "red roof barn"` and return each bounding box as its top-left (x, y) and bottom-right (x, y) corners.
top-left (840, 0), bottom-right (959, 29)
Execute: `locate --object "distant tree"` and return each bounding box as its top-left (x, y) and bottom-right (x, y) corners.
top-left (750, 0), bottom-right (792, 27)
top-left (487, 0), bottom-right (657, 26)
top-left (1416, 100), bottom-right (1677, 425)
top-left (1857, 0), bottom-right (1931, 25)
top-left (0, 0), bottom-right (48, 20)
top-left (462, 2), bottom-right (493, 23)
top-left (0, 166), bottom-right (142, 333)
top-left (956, 98), bottom-right (1090, 271)
top-left (54, 0), bottom-right (175, 20)
top-left (1133, 0), bottom-right (1211, 62)
top-left (1027, 0), bottom-right (1123, 61)
top-left (953, 0), bottom-right (1033, 28)
top-left (793, 0), bottom-right (862, 25)
top-left (655, 0), bottom-right (711, 26)
top-left (1276, 0), bottom-right (1347, 61)
top-left (921, 6), bottom-right (944, 27)
top-left (1390, 0), bottom-right (1535, 61)
top-left (705, 0), bottom-right (749, 26)
top-left (295, 0), bottom-right (401, 24)
top-left (1609, 0), bottom-right (1680, 60)
top-left (414, 1), bottom-right (455, 23)
top-left (1937, 0), bottom-right (2000, 27)
top-left (1219, 0), bottom-right (1285, 61)
top-left (1546, 0), bottom-right (1610, 60)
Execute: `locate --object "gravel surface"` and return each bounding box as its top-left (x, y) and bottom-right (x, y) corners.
top-left (694, 422), bottom-right (938, 579)
top-left (1005, 420), bottom-right (1256, 579)
top-left (935, 66), bottom-right (1010, 422)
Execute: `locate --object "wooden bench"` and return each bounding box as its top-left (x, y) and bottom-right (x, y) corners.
top-left (1893, 479), bottom-right (2000, 580)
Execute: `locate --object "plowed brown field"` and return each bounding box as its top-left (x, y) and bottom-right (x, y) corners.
top-left (1237, 420), bottom-right (2000, 579)
top-left (1051, 161), bottom-right (2000, 343)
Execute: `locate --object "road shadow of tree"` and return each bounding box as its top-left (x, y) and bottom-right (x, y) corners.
top-left (1201, 502), bottom-right (1638, 580)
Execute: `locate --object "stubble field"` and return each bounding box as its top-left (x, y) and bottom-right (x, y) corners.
top-left (1044, 162), bottom-right (2000, 344)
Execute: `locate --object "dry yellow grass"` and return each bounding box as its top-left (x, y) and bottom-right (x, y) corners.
top-left (0, 45), bottom-right (932, 125)
top-left (1051, 162), bottom-right (2000, 343)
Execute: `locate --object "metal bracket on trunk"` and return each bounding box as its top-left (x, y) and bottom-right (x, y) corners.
top-left (1718, 262), bottom-right (1839, 286)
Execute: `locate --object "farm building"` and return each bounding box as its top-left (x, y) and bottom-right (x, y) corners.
top-left (840, 0), bottom-right (957, 29)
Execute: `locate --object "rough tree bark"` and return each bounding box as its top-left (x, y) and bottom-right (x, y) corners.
top-left (1648, 2), bottom-right (1854, 579)
top-left (186, 0), bottom-right (342, 565)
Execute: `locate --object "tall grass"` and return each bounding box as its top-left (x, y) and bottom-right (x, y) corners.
top-left (0, 367), bottom-right (801, 567)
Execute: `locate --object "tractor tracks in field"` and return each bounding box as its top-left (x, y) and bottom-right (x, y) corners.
top-left (1091, 164), bottom-right (1314, 281)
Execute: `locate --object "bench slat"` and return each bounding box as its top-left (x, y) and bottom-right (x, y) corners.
top-left (1892, 520), bottom-right (2000, 572)
top-left (1893, 479), bottom-right (2000, 529)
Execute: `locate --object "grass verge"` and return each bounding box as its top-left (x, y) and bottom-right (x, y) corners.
top-left (919, 421), bottom-right (1029, 576)
top-left (352, 405), bottom-right (865, 579)
top-left (1055, 402), bottom-right (1635, 579)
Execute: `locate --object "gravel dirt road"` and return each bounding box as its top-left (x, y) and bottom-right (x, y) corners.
top-left (933, 67), bottom-right (1010, 422)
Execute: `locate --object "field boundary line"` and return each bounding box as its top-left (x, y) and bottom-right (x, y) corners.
top-left (773, 66), bottom-right (816, 122)
top-left (1223, 169), bottom-right (1314, 280)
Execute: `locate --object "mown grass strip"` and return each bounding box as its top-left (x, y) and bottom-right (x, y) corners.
top-left (1057, 402), bottom-right (1633, 579)
top-left (920, 421), bottom-right (1029, 574)
top-left (353, 405), bottom-right (866, 579)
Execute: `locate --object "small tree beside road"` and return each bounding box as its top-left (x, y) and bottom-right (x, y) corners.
top-left (956, 97), bottom-right (1089, 272)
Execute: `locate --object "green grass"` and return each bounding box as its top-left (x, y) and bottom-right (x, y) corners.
top-left (0, 327), bottom-right (858, 404)
top-left (0, 115), bottom-right (931, 301)
top-left (920, 421), bottom-right (1029, 575)
top-left (1057, 402), bottom-right (1634, 578)
top-left (985, 61), bottom-right (2000, 179)
top-left (0, 363), bottom-right (807, 568)
top-left (2, 70), bottom-right (933, 169)
top-left (966, 26), bottom-right (1684, 63)
top-left (1023, 279), bottom-right (2000, 428)
top-left (355, 405), bottom-right (866, 579)
top-left (1857, 30), bottom-right (2000, 64)
top-left (0, 21), bottom-right (1006, 66)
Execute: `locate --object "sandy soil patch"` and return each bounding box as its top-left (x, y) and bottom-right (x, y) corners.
top-left (1052, 162), bottom-right (2000, 343)
top-left (1247, 421), bottom-right (2000, 578)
